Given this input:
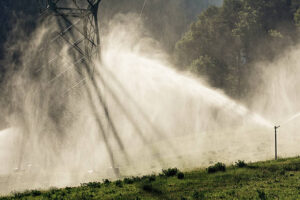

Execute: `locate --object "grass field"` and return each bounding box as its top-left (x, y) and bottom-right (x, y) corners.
top-left (1, 157), bottom-right (300, 199)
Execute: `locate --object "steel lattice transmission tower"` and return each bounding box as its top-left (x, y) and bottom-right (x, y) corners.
top-left (37, 0), bottom-right (102, 82)
top-left (16, 0), bottom-right (161, 177)
top-left (35, 0), bottom-right (125, 176)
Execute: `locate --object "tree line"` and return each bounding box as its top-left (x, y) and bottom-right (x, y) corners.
top-left (175, 0), bottom-right (300, 98)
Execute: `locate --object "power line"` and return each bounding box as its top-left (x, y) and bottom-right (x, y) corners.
top-left (140, 0), bottom-right (147, 17)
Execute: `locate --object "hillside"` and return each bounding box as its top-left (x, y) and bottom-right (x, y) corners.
top-left (0, 0), bottom-right (300, 199)
top-left (1, 157), bottom-right (300, 199)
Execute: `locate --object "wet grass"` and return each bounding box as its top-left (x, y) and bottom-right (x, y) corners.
top-left (1, 157), bottom-right (300, 199)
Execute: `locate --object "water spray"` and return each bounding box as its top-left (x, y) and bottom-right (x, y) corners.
top-left (274, 125), bottom-right (280, 160)
top-left (3, 0), bottom-right (300, 194)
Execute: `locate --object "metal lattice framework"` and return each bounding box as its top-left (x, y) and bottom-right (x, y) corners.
top-left (34, 0), bottom-right (126, 176)
top-left (37, 0), bottom-right (101, 81)
top-left (30, 0), bottom-right (167, 177)
top-left (38, 0), bottom-right (101, 52)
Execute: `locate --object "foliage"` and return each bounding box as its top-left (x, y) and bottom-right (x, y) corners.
top-left (115, 180), bottom-right (123, 187)
top-left (30, 190), bottom-right (41, 197)
top-left (2, 157), bottom-right (300, 199)
top-left (12, 190), bottom-right (41, 198)
top-left (162, 168), bottom-right (179, 177)
top-left (177, 172), bottom-right (185, 179)
top-left (147, 175), bottom-right (156, 182)
top-left (123, 177), bottom-right (135, 184)
top-left (235, 160), bottom-right (247, 168)
top-left (207, 162), bottom-right (226, 173)
top-left (175, 0), bottom-right (300, 98)
top-left (81, 182), bottom-right (101, 188)
top-left (103, 179), bottom-right (111, 185)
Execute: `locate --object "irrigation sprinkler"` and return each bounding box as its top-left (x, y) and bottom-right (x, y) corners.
top-left (274, 125), bottom-right (280, 160)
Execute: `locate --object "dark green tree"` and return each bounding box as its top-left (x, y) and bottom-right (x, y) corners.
top-left (175, 0), bottom-right (299, 98)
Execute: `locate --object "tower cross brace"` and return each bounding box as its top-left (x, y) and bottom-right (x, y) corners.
top-left (37, 0), bottom-right (102, 77)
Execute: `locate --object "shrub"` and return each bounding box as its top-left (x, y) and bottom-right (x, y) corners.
top-left (103, 179), bottom-right (111, 185)
top-left (13, 191), bottom-right (31, 198)
top-left (207, 162), bottom-right (226, 173)
top-left (115, 180), bottom-right (123, 187)
top-left (177, 172), bottom-right (185, 179)
top-left (124, 177), bottom-right (135, 184)
top-left (235, 160), bottom-right (247, 168)
top-left (31, 190), bottom-right (42, 196)
top-left (13, 190), bottom-right (41, 198)
top-left (81, 182), bottom-right (101, 188)
top-left (75, 192), bottom-right (93, 200)
top-left (148, 175), bottom-right (156, 182)
top-left (49, 187), bottom-right (59, 194)
top-left (124, 176), bottom-right (142, 184)
top-left (141, 175), bottom-right (155, 181)
top-left (42, 192), bottom-right (52, 198)
top-left (133, 176), bottom-right (142, 182)
top-left (162, 168), bottom-right (178, 177)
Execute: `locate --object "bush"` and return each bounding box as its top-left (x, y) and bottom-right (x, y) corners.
top-left (103, 179), bottom-right (111, 185)
top-left (115, 180), bottom-right (123, 187)
top-left (143, 175), bottom-right (156, 182)
top-left (75, 192), bottom-right (93, 200)
top-left (162, 168), bottom-right (178, 177)
top-left (133, 176), bottom-right (142, 182)
top-left (13, 191), bottom-right (31, 198)
top-left (13, 190), bottom-right (41, 198)
top-left (124, 176), bottom-right (142, 184)
top-left (81, 182), bottom-right (101, 188)
top-left (235, 160), bottom-right (247, 168)
top-left (31, 190), bottom-right (42, 196)
top-left (177, 172), bottom-right (184, 179)
top-left (207, 162), bottom-right (226, 173)
top-left (124, 177), bottom-right (135, 184)
top-left (49, 187), bottom-right (59, 194)
top-left (42, 192), bottom-right (52, 198)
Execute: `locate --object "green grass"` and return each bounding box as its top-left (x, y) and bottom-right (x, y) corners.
top-left (1, 157), bottom-right (300, 199)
